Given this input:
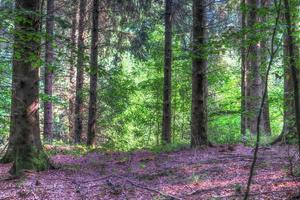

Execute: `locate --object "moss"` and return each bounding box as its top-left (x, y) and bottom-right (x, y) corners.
top-left (9, 146), bottom-right (51, 176)
top-left (0, 151), bottom-right (14, 164)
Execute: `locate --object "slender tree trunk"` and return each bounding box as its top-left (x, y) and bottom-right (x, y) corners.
top-left (4, 0), bottom-right (49, 175)
top-left (162, 0), bottom-right (173, 144)
top-left (74, 0), bottom-right (86, 144)
top-left (245, 0), bottom-right (262, 135)
top-left (283, 0), bottom-right (300, 152)
top-left (191, 0), bottom-right (208, 147)
top-left (68, 0), bottom-right (78, 142)
top-left (43, 0), bottom-right (55, 142)
top-left (87, 0), bottom-right (100, 146)
top-left (240, 0), bottom-right (247, 136)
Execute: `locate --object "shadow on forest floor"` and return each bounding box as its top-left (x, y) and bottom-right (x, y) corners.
top-left (0, 145), bottom-right (300, 199)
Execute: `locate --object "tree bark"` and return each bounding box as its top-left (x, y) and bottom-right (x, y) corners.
top-left (283, 0), bottom-right (300, 152)
top-left (3, 0), bottom-right (50, 175)
top-left (43, 0), bottom-right (55, 142)
top-left (68, 0), bottom-right (78, 142)
top-left (240, 0), bottom-right (247, 136)
top-left (74, 0), bottom-right (86, 144)
top-left (162, 0), bottom-right (172, 144)
top-left (87, 0), bottom-right (100, 146)
top-left (282, 36), bottom-right (298, 137)
top-left (245, 0), bottom-right (262, 135)
top-left (259, 0), bottom-right (271, 135)
top-left (191, 0), bottom-right (208, 147)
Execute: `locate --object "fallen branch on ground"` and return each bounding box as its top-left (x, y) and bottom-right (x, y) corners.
top-left (113, 174), bottom-right (183, 200)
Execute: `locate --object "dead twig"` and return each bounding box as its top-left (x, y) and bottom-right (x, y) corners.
top-left (113, 174), bottom-right (183, 200)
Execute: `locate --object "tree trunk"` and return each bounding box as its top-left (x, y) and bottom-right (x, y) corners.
top-left (245, 0), bottom-right (262, 135)
top-left (240, 0), bottom-right (247, 136)
top-left (162, 0), bottom-right (172, 144)
top-left (282, 36), bottom-right (298, 137)
top-left (259, 0), bottom-right (271, 135)
top-left (74, 0), bottom-right (86, 144)
top-left (87, 0), bottom-right (100, 146)
top-left (3, 0), bottom-right (50, 175)
top-left (283, 0), bottom-right (300, 152)
top-left (43, 0), bottom-right (55, 142)
top-left (68, 0), bottom-right (78, 142)
top-left (191, 0), bottom-right (208, 147)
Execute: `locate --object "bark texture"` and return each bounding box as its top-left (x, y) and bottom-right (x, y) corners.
top-left (4, 0), bottom-right (49, 175)
top-left (282, 36), bottom-right (299, 137)
top-left (191, 0), bottom-right (208, 147)
top-left (68, 0), bottom-right (78, 142)
top-left (259, 0), bottom-right (271, 135)
top-left (283, 0), bottom-right (300, 151)
top-left (162, 0), bottom-right (172, 144)
top-left (87, 0), bottom-right (100, 146)
top-left (240, 0), bottom-right (247, 136)
top-left (245, 0), bottom-right (263, 135)
top-left (74, 0), bottom-right (86, 144)
top-left (43, 0), bottom-right (55, 142)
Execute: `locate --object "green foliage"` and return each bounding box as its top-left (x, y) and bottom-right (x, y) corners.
top-left (0, 0), bottom-right (296, 153)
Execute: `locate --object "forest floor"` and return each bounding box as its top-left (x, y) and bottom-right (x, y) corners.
top-left (0, 145), bottom-right (300, 200)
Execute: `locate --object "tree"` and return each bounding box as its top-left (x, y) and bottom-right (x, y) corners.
top-left (43, 0), bottom-right (55, 142)
top-left (68, 0), bottom-right (78, 142)
top-left (282, 37), bottom-right (299, 138)
top-left (191, 0), bottom-right (208, 147)
top-left (87, 0), bottom-right (100, 146)
top-left (74, 0), bottom-right (87, 144)
top-left (245, 0), bottom-right (263, 135)
top-left (162, 0), bottom-right (173, 144)
top-left (259, 0), bottom-right (271, 135)
top-left (283, 0), bottom-right (300, 152)
top-left (240, 0), bottom-right (247, 136)
top-left (3, 0), bottom-right (50, 175)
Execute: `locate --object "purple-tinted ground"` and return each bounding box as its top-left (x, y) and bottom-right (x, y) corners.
top-left (0, 145), bottom-right (300, 200)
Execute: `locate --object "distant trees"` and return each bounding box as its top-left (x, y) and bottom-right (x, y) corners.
top-left (162, 0), bottom-right (173, 144)
top-left (44, 0), bottom-right (55, 142)
top-left (1, 0), bottom-right (300, 158)
top-left (191, 0), bottom-right (208, 147)
top-left (3, 0), bottom-right (49, 175)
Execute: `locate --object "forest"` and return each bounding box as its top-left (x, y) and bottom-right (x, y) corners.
top-left (0, 0), bottom-right (300, 199)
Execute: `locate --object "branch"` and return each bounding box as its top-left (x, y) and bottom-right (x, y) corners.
top-left (243, 0), bottom-right (282, 199)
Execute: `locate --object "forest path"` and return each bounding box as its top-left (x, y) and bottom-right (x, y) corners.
top-left (0, 145), bottom-right (300, 200)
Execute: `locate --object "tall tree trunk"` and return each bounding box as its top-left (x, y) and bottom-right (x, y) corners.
top-left (283, 0), bottom-right (300, 152)
top-left (162, 0), bottom-right (172, 144)
top-left (4, 0), bottom-right (49, 175)
top-left (240, 0), bottom-right (247, 136)
top-left (245, 0), bottom-right (262, 135)
top-left (259, 0), bottom-right (271, 135)
top-left (68, 0), bottom-right (78, 142)
top-left (74, 0), bottom-right (86, 144)
top-left (87, 0), bottom-right (100, 146)
top-left (191, 0), bottom-right (208, 147)
top-left (43, 0), bottom-right (55, 142)
top-left (282, 36), bottom-right (298, 137)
